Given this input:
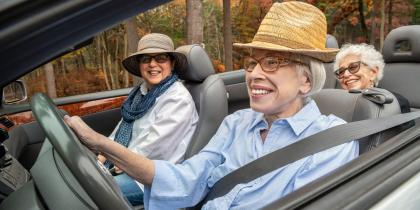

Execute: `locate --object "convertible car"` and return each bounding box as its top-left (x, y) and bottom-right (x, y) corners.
top-left (0, 0), bottom-right (420, 209)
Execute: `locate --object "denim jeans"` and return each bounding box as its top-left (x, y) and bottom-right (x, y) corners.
top-left (114, 173), bottom-right (144, 206)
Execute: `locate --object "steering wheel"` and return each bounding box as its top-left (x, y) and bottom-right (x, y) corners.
top-left (31, 93), bottom-right (131, 209)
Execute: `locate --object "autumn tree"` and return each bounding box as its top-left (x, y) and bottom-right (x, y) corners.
top-left (124, 17), bottom-right (140, 86)
top-left (223, 0), bottom-right (233, 71)
top-left (186, 0), bottom-right (204, 44)
top-left (43, 63), bottom-right (57, 98)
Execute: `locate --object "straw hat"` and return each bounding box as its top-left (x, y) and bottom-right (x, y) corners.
top-left (233, 1), bottom-right (338, 62)
top-left (122, 33), bottom-right (186, 77)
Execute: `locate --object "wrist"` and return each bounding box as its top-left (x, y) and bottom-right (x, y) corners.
top-left (95, 134), bottom-right (110, 152)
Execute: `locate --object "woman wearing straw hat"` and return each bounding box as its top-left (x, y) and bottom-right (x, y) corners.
top-left (81, 33), bottom-right (198, 206)
top-left (65, 2), bottom-right (358, 209)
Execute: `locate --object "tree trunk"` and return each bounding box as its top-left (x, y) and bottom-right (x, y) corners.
top-left (112, 38), bottom-right (121, 89)
top-left (223, 0), bottom-right (233, 71)
top-left (43, 63), bottom-right (57, 98)
top-left (370, 1), bottom-right (377, 46)
top-left (186, 0), bottom-right (203, 44)
top-left (100, 35), bottom-right (111, 90)
top-left (124, 17), bottom-right (140, 86)
top-left (380, 0), bottom-right (386, 51)
top-left (358, 0), bottom-right (368, 41)
top-left (78, 51), bottom-right (86, 71)
top-left (387, 0), bottom-right (393, 33)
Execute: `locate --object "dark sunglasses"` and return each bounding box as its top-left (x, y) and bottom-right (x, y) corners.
top-left (334, 61), bottom-right (367, 79)
top-left (243, 56), bottom-right (302, 73)
top-left (138, 53), bottom-right (171, 64)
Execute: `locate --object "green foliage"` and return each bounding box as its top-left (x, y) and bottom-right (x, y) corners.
top-left (137, 2), bottom-right (186, 46)
top-left (413, 0), bottom-right (420, 23)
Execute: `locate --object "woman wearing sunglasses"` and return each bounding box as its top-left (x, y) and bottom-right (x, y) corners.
top-left (334, 43), bottom-right (412, 126)
top-left (334, 43), bottom-right (384, 90)
top-left (93, 33), bottom-right (198, 206)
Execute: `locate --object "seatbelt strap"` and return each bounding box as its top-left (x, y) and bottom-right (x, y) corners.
top-left (204, 111), bottom-right (420, 202)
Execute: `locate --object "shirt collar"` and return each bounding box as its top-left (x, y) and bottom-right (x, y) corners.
top-left (250, 111), bottom-right (266, 129)
top-left (284, 100), bottom-right (321, 136)
top-left (249, 100), bottom-right (321, 135)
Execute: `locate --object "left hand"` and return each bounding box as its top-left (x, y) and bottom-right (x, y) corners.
top-left (64, 115), bottom-right (103, 151)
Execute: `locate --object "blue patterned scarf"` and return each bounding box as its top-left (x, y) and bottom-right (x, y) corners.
top-left (114, 73), bottom-right (178, 148)
top-left (105, 73), bottom-right (178, 169)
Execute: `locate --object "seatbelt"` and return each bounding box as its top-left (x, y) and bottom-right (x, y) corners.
top-left (202, 111), bottom-right (420, 203)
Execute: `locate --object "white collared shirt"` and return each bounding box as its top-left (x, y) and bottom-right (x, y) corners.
top-left (109, 81), bottom-right (199, 164)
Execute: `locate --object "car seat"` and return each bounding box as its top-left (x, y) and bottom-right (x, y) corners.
top-left (312, 88), bottom-right (401, 154)
top-left (175, 44), bottom-right (228, 159)
top-left (323, 34), bottom-right (341, 89)
top-left (378, 25), bottom-right (420, 111)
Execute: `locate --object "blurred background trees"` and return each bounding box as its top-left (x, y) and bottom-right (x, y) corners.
top-left (23, 0), bottom-right (419, 99)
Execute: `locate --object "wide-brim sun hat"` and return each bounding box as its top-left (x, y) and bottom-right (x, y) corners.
top-left (233, 1), bottom-right (338, 62)
top-left (122, 33), bottom-right (187, 77)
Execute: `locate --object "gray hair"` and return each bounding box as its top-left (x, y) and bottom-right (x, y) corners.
top-left (295, 57), bottom-right (326, 99)
top-left (334, 43), bottom-right (384, 86)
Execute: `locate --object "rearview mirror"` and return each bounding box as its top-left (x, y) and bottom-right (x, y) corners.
top-left (2, 80), bottom-right (28, 104)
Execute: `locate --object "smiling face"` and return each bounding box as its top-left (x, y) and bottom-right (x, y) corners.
top-left (245, 49), bottom-right (311, 120)
top-left (337, 54), bottom-right (379, 90)
top-left (138, 53), bottom-right (174, 90)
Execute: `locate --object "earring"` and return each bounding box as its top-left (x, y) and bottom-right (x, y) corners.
top-left (368, 79), bottom-right (374, 88)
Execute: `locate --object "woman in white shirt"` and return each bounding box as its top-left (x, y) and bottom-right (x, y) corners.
top-left (100, 33), bottom-right (198, 206)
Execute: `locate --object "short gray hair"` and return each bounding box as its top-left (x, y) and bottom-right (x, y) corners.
top-left (334, 43), bottom-right (384, 86)
top-left (295, 57), bottom-right (326, 98)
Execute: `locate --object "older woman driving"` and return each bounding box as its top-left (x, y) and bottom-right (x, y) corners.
top-left (93, 33), bottom-right (198, 206)
top-left (65, 2), bottom-right (358, 209)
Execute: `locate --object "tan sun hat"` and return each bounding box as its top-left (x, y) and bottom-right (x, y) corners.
top-left (233, 1), bottom-right (338, 62)
top-left (122, 33), bottom-right (186, 77)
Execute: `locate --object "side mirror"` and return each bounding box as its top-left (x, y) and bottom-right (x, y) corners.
top-left (2, 80), bottom-right (28, 104)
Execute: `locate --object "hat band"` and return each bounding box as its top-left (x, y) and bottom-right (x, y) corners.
top-left (253, 34), bottom-right (319, 51)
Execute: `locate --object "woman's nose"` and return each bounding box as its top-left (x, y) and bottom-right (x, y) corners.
top-left (149, 58), bottom-right (158, 66)
top-left (342, 69), bottom-right (352, 77)
top-left (249, 63), bottom-right (265, 77)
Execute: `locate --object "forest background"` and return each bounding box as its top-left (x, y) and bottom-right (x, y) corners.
top-left (23, 0), bottom-right (420, 99)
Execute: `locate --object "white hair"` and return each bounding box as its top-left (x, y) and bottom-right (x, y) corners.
top-left (295, 57), bottom-right (326, 99)
top-left (334, 43), bottom-right (384, 86)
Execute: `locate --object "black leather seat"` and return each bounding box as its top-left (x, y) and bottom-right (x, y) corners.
top-left (379, 25), bottom-right (420, 111)
top-left (175, 44), bottom-right (228, 159)
top-left (312, 88), bottom-right (401, 154)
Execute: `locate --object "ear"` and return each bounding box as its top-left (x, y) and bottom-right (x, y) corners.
top-left (370, 66), bottom-right (379, 79)
top-left (299, 74), bottom-right (311, 95)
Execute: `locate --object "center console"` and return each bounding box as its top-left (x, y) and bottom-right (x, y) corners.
top-left (0, 128), bottom-right (30, 199)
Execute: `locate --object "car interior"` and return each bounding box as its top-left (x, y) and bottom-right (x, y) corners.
top-left (378, 25), bottom-right (420, 112)
top-left (1, 0), bottom-right (420, 208)
top-left (174, 44), bottom-right (228, 159)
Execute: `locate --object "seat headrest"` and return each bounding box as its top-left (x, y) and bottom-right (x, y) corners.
top-left (175, 44), bottom-right (215, 82)
top-left (325, 34), bottom-right (339, 49)
top-left (383, 25), bottom-right (420, 63)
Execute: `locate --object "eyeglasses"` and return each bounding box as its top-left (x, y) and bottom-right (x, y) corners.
top-left (138, 54), bottom-right (171, 64)
top-left (243, 56), bottom-right (297, 73)
top-left (334, 61), bottom-right (367, 79)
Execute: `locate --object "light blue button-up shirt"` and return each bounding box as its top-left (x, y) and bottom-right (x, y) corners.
top-left (144, 100), bottom-right (359, 209)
